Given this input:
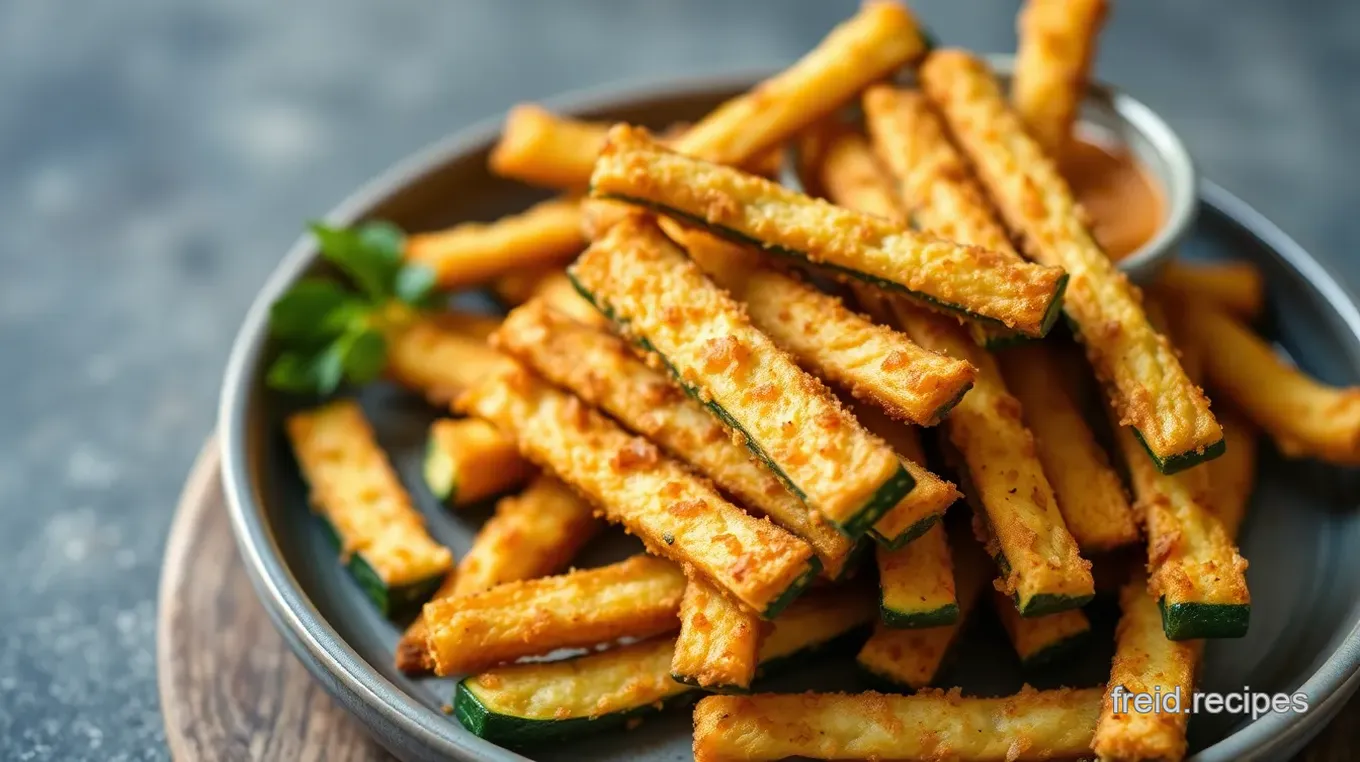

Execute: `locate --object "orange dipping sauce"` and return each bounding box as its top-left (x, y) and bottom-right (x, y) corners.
top-left (1061, 136), bottom-right (1165, 261)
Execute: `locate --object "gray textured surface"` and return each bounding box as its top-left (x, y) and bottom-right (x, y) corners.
top-left (0, 1), bottom-right (1355, 759)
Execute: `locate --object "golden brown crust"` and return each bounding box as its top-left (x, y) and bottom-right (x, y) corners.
top-left (921, 50), bottom-right (1223, 465)
top-left (458, 362), bottom-right (817, 613)
top-left (671, 573), bottom-right (762, 690)
top-left (569, 216), bottom-right (903, 529)
top-left (1182, 302), bottom-right (1360, 465)
top-left (405, 196), bottom-right (584, 289)
top-left (423, 555), bottom-right (685, 676)
top-left (592, 125), bottom-right (1067, 336)
top-left (1012, 0), bottom-right (1109, 155)
top-left (692, 686), bottom-right (1104, 762)
top-left (493, 300), bottom-right (855, 577)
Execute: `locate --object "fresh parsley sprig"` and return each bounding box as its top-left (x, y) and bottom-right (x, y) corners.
top-left (266, 221), bottom-right (437, 395)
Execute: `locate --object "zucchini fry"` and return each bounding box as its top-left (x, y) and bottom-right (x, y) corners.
top-left (1181, 302), bottom-right (1360, 465)
top-left (569, 217), bottom-right (912, 540)
top-left (1208, 405), bottom-right (1257, 536)
top-left (489, 104), bottom-right (608, 190)
top-left (387, 316), bottom-right (513, 407)
top-left (692, 687), bottom-right (1104, 762)
top-left (817, 130), bottom-right (1092, 614)
top-left (1012, 0), bottom-right (1109, 155)
top-left (491, 266), bottom-right (555, 308)
top-left (528, 271), bottom-right (611, 329)
top-left (876, 522), bottom-right (957, 628)
top-left (682, 230), bottom-right (977, 426)
top-left (1156, 260), bottom-right (1265, 320)
top-left (993, 592), bottom-right (1091, 669)
top-left (396, 475), bottom-right (599, 674)
top-left (921, 50), bottom-right (1223, 474)
top-left (672, 572), bottom-right (762, 692)
top-left (673, 0), bottom-right (928, 166)
top-left (459, 364), bottom-right (820, 616)
top-left (453, 586), bottom-right (875, 745)
top-left (424, 554), bottom-right (685, 676)
top-left (592, 125), bottom-right (1068, 336)
top-left (857, 525), bottom-right (991, 688)
top-left (998, 344), bottom-right (1139, 553)
top-left (286, 401), bottom-right (452, 617)
top-left (493, 301), bottom-right (856, 578)
top-left (850, 402), bottom-right (961, 548)
top-left (860, 85), bottom-right (1022, 348)
top-left (405, 196), bottom-right (584, 289)
top-left (422, 418), bottom-right (534, 507)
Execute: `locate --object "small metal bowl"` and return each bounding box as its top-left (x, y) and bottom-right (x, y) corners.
top-left (987, 54), bottom-right (1198, 282)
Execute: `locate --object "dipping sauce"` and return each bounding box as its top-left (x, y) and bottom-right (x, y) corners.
top-left (1061, 137), bottom-right (1165, 261)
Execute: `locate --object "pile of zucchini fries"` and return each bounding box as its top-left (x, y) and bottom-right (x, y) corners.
top-left (270, 1), bottom-right (1360, 759)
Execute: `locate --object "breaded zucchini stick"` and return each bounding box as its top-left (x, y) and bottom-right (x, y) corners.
top-left (876, 523), bottom-right (956, 628)
top-left (692, 687), bottom-right (1104, 762)
top-left (285, 401), bottom-right (452, 617)
top-left (1208, 405), bottom-right (1258, 536)
top-left (423, 555), bottom-right (685, 675)
top-left (592, 125), bottom-right (1069, 337)
top-left (922, 50), bottom-right (1223, 474)
top-left (422, 418), bottom-right (534, 507)
top-left (998, 344), bottom-right (1139, 553)
top-left (568, 217), bottom-right (913, 539)
top-left (1156, 259), bottom-right (1265, 320)
top-left (492, 300), bottom-right (856, 577)
top-left (818, 130), bottom-right (1092, 614)
top-left (404, 196), bottom-right (584, 289)
top-left (1012, 0), bottom-right (1109, 154)
top-left (489, 104), bottom-right (609, 190)
top-left (396, 475), bottom-right (599, 674)
top-left (671, 572), bottom-right (762, 692)
top-left (1180, 302), bottom-right (1360, 465)
top-left (850, 402), bottom-right (962, 547)
top-left (993, 592), bottom-right (1091, 669)
top-left (856, 524), bottom-right (991, 689)
top-left (386, 316), bottom-right (514, 407)
top-left (459, 363), bottom-right (820, 616)
top-left (682, 230), bottom-right (977, 426)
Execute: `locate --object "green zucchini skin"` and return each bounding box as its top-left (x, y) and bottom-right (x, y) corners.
top-left (1159, 599), bottom-right (1250, 640)
top-left (597, 193), bottom-right (1067, 339)
top-left (1134, 428), bottom-right (1227, 475)
top-left (881, 601), bottom-right (959, 629)
top-left (454, 628), bottom-right (870, 746)
top-left (990, 547), bottom-right (1095, 618)
top-left (869, 513), bottom-right (941, 551)
top-left (567, 272), bottom-right (916, 541)
top-left (760, 558), bottom-right (822, 619)
top-left (316, 516), bottom-right (442, 618)
top-left (1017, 632), bottom-right (1090, 670)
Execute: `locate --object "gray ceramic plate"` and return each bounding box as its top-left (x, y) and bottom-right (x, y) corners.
top-left (220, 74), bottom-right (1360, 762)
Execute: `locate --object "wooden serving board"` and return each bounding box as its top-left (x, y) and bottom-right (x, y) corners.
top-left (157, 437), bottom-right (1355, 761)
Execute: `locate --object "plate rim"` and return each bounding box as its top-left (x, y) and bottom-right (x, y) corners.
top-left (217, 72), bottom-right (1360, 762)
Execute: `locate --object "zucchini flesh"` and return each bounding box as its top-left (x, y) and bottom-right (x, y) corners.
top-left (455, 587), bottom-right (875, 745)
top-left (856, 523), bottom-right (992, 689)
top-left (1182, 301), bottom-right (1360, 466)
top-left (993, 591), bottom-right (1091, 669)
top-left (404, 196), bottom-right (584, 289)
top-left (997, 344), bottom-right (1139, 553)
top-left (285, 400), bottom-right (451, 618)
top-left (921, 51), bottom-right (1223, 473)
top-left (1012, 0), bottom-right (1108, 154)
top-left (423, 555), bottom-right (685, 676)
top-left (591, 125), bottom-right (1068, 337)
top-left (387, 317), bottom-right (513, 408)
top-left (847, 402), bottom-right (961, 548)
top-left (692, 686), bottom-right (1104, 762)
top-left (494, 301), bottom-right (856, 578)
top-left (459, 365), bottom-right (820, 616)
top-left (896, 303), bottom-right (1094, 616)
top-left (567, 216), bottom-right (911, 539)
top-left (396, 475), bottom-right (599, 674)
top-left (1110, 405), bottom-right (1250, 639)
top-left (422, 417), bottom-right (532, 506)
top-left (877, 522), bottom-right (957, 628)
top-left (682, 230), bottom-right (976, 427)
top-left (671, 574), bottom-right (761, 692)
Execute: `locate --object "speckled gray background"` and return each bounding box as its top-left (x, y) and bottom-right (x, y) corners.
top-left (1, 0), bottom-right (1356, 759)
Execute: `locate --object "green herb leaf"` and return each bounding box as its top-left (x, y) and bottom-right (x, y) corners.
top-left (267, 346), bottom-right (346, 395)
top-left (269, 279), bottom-right (361, 343)
top-left (310, 221), bottom-right (407, 300)
top-left (339, 327), bottom-right (388, 385)
top-left (394, 263), bottom-right (437, 306)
